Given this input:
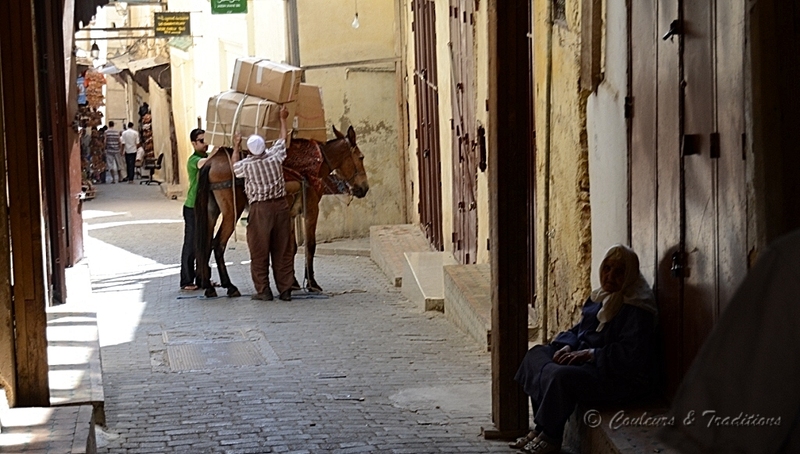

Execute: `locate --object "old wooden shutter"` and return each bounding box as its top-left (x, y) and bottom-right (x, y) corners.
top-left (449, 0), bottom-right (477, 264)
top-left (413, 0), bottom-right (444, 251)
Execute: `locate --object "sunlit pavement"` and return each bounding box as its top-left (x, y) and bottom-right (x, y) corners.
top-left (82, 183), bottom-right (509, 453)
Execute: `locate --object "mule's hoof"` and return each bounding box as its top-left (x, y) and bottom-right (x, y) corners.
top-left (205, 288), bottom-right (218, 298)
top-left (308, 283), bottom-right (323, 293)
top-left (227, 287), bottom-right (241, 298)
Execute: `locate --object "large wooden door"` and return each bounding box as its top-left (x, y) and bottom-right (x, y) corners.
top-left (413, 0), bottom-right (444, 251)
top-left (449, 0), bottom-right (478, 264)
top-left (630, 0), bottom-right (747, 394)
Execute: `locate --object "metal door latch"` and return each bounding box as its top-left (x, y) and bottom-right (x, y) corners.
top-left (663, 19), bottom-right (681, 41)
top-left (671, 251), bottom-right (686, 278)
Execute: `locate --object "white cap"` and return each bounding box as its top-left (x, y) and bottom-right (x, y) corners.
top-left (247, 134), bottom-right (266, 155)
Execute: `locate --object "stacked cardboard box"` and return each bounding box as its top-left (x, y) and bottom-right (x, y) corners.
top-left (206, 58), bottom-right (304, 150)
top-left (231, 57), bottom-right (303, 103)
top-left (206, 91), bottom-right (298, 150)
top-left (207, 57), bottom-right (330, 149)
top-left (293, 83), bottom-right (327, 142)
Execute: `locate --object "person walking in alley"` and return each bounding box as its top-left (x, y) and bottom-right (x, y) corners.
top-left (120, 121), bottom-right (140, 183)
top-left (231, 106), bottom-right (293, 301)
top-left (179, 128), bottom-right (209, 291)
top-left (104, 121), bottom-right (124, 183)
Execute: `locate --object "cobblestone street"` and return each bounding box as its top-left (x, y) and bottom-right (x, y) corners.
top-left (83, 183), bottom-right (509, 453)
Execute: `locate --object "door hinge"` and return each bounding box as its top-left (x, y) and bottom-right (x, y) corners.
top-left (452, 231), bottom-right (458, 243)
top-left (624, 96), bottom-right (633, 118)
top-left (486, 238), bottom-right (490, 250)
top-left (741, 132), bottom-right (747, 160)
top-left (710, 132), bottom-right (720, 159)
top-left (671, 251), bottom-right (687, 278)
top-left (478, 125), bottom-right (487, 172)
top-left (682, 134), bottom-right (701, 156)
top-left (417, 202), bottom-right (421, 214)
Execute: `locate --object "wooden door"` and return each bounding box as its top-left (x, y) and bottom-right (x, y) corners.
top-left (413, 0), bottom-right (444, 251)
top-left (449, 0), bottom-right (478, 264)
top-left (630, 0), bottom-right (747, 394)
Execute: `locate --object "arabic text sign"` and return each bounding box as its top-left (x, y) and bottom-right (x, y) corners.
top-left (154, 12), bottom-right (191, 37)
top-left (212, 0), bottom-right (247, 14)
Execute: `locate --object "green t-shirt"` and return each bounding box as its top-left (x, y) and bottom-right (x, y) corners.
top-left (184, 153), bottom-right (204, 208)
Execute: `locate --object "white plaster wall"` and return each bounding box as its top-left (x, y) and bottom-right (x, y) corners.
top-left (474, 0), bottom-right (490, 264)
top-left (402, 0), bottom-right (420, 227)
top-left (434, 0), bottom-right (454, 254)
top-left (587, 0), bottom-right (630, 288)
top-left (298, 0), bottom-right (405, 239)
top-left (149, 77), bottom-right (174, 184)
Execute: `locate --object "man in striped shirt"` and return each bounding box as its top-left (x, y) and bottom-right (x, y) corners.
top-left (232, 106), bottom-right (293, 301)
top-left (104, 121), bottom-right (124, 183)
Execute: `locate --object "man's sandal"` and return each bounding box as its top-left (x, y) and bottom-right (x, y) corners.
top-left (509, 431), bottom-right (538, 450)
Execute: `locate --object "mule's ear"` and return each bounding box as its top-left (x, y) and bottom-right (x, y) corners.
top-left (332, 125), bottom-right (344, 139)
top-left (347, 126), bottom-right (356, 145)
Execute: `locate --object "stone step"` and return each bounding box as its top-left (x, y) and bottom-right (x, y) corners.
top-left (47, 263), bottom-right (105, 428)
top-left (297, 237), bottom-right (370, 257)
top-left (401, 252), bottom-right (458, 312)
top-left (444, 263), bottom-right (539, 351)
top-left (370, 224), bottom-right (432, 287)
top-left (564, 404), bottom-right (679, 454)
top-left (0, 404), bottom-right (97, 453)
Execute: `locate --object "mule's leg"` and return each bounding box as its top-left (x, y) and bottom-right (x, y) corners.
top-left (213, 190), bottom-right (242, 297)
top-left (201, 201), bottom-right (221, 298)
top-left (304, 189), bottom-right (323, 292)
top-left (284, 189), bottom-right (303, 290)
top-left (289, 216), bottom-right (302, 290)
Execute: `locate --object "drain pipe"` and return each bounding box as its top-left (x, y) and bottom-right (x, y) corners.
top-left (285, 0), bottom-right (301, 68)
top-left (541, 4), bottom-right (554, 344)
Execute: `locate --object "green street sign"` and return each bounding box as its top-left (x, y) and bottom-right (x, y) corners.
top-left (211, 0), bottom-right (247, 14)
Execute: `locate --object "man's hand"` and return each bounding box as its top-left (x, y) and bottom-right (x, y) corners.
top-left (553, 345), bottom-right (572, 364)
top-left (233, 132), bottom-right (242, 150)
top-left (279, 105), bottom-right (289, 120)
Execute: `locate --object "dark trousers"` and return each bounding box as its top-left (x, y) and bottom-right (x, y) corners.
top-left (247, 198), bottom-right (293, 295)
top-left (180, 205), bottom-right (198, 288)
top-left (515, 345), bottom-right (632, 442)
top-left (125, 152), bottom-right (137, 181)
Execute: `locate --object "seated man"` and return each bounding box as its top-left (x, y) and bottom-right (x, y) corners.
top-left (512, 244), bottom-right (659, 454)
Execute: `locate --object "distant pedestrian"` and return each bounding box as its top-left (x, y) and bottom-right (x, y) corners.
top-left (179, 128), bottom-right (209, 291)
top-left (231, 106), bottom-right (293, 301)
top-left (104, 121), bottom-right (124, 183)
top-left (120, 121), bottom-right (140, 183)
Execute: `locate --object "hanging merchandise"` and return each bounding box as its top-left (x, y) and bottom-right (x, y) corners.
top-left (140, 110), bottom-right (155, 162)
top-left (84, 70), bottom-right (106, 109)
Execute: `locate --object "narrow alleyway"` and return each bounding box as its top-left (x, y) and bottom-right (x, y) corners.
top-left (83, 184), bottom-right (510, 453)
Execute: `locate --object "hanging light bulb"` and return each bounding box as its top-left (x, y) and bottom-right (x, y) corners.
top-left (90, 41), bottom-right (100, 59)
top-left (351, 0), bottom-right (360, 29)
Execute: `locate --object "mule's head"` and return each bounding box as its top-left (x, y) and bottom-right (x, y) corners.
top-left (332, 125), bottom-right (369, 198)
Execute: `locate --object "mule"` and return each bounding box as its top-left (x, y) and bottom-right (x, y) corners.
top-left (194, 125), bottom-right (369, 298)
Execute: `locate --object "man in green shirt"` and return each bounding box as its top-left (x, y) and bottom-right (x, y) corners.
top-left (180, 128), bottom-right (209, 290)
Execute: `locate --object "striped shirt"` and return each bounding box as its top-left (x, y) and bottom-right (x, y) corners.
top-left (105, 129), bottom-right (121, 152)
top-left (233, 139), bottom-right (287, 202)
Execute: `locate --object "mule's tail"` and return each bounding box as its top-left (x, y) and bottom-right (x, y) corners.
top-left (195, 164), bottom-right (212, 282)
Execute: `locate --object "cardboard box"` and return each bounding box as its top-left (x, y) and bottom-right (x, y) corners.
top-left (293, 84), bottom-right (327, 142)
top-left (231, 57), bottom-right (303, 103)
top-left (206, 90), bottom-right (296, 150)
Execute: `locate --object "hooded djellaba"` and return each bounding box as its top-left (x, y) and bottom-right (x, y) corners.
top-left (511, 244), bottom-right (659, 454)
